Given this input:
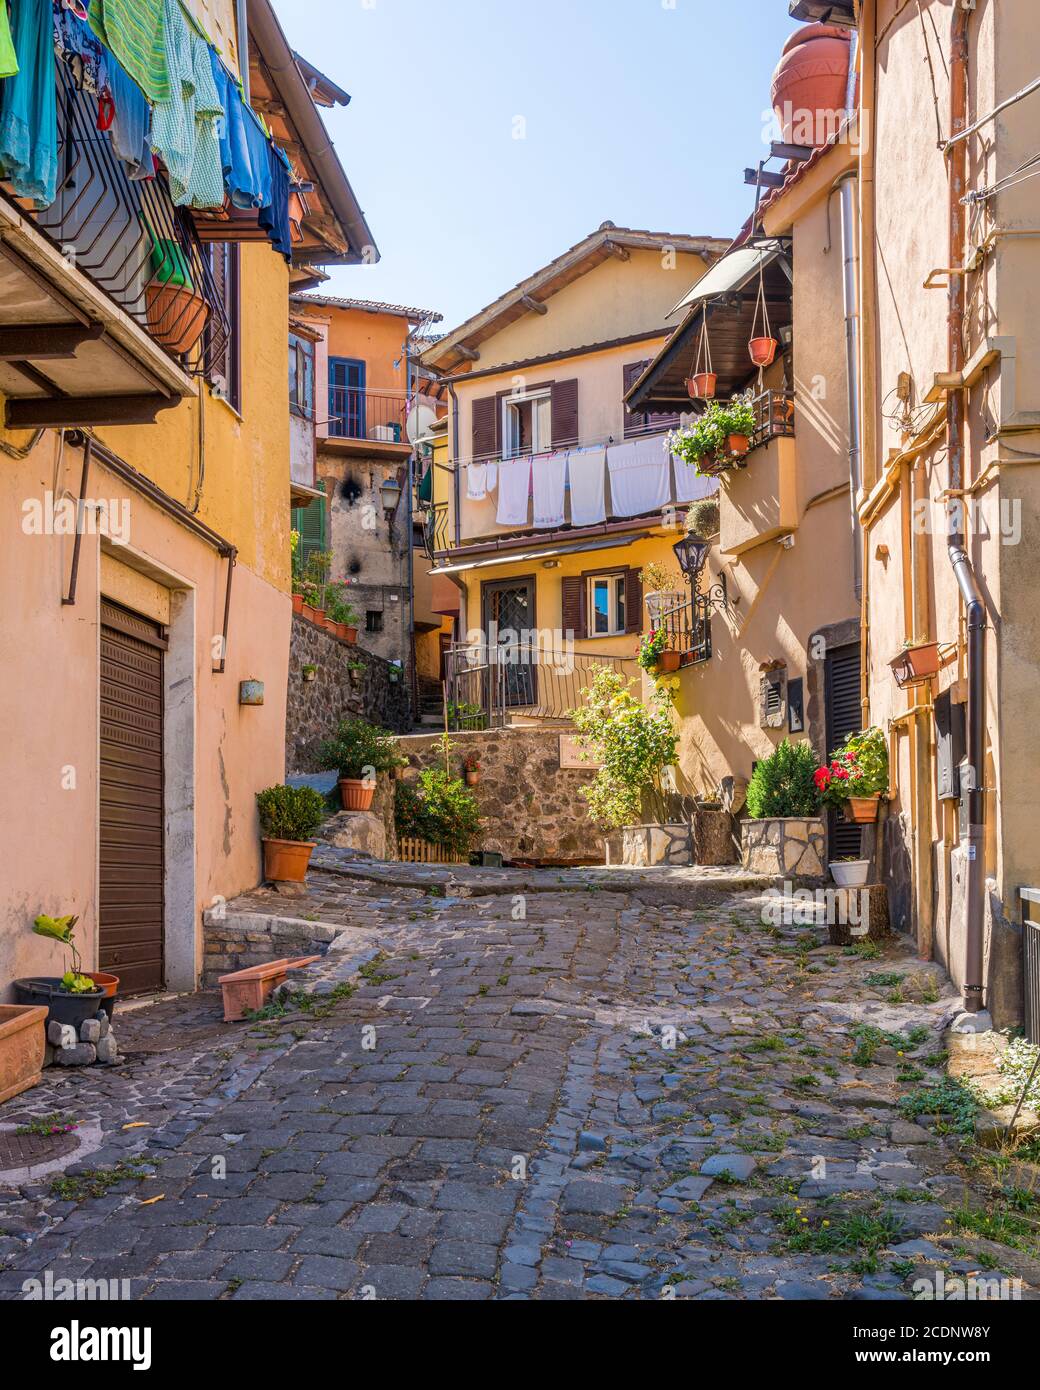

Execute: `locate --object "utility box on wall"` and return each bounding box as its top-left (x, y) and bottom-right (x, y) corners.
top-left (934, 689), bottom-right (965, 801)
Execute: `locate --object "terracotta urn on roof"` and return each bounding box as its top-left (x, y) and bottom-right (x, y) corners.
top-left (771, 22), bottom-right (853, 147)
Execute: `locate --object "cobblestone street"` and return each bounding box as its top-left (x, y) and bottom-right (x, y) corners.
top-left (1, 863), bottom-right (1037, 1302)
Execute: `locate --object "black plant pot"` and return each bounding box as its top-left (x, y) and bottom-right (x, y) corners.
top-left (12, 978), bottom-right (106, 1030)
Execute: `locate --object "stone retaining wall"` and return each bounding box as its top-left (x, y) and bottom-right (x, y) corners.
top-left (201, 909), bottom-right (339, 987)
top-left (287, 612), bottom-right (411, 773)
top-left (396, 727), bottom-right (600, 864)
top-left (741, 816), bottom-right (827, 881)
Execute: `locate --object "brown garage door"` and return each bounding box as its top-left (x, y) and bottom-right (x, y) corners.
top-left (99, 600), bottom-right (166, 995)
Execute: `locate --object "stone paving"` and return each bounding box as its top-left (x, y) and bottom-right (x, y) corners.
top-left (1, 863), bottom-right (1038, 1301)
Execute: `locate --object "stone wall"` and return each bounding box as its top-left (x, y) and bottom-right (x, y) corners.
top-left (395, 727), bottom-right (600, 864)
top-left (741, 816), bottom-right (827, 881)
top-left (287, 611), bottom-right (411, 772)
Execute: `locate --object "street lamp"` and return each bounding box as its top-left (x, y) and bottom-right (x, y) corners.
top-left (673, 534), bottom-right (710, 586)
top-left (379, 476), bottom-right (402, 528)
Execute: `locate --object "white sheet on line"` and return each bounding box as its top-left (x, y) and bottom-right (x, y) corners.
top-left (566, 446), bottom-right (606, 525)
top-left (672, 455), bottom-right (720, 505)
top-left (606, 435), bottom-right (672, 517)
top-left (466, 460), bottom-right (500, 501)
top-left (533, 451), bottom-right (567, 528)
top-left (496, 456), bottom-right (532, 526)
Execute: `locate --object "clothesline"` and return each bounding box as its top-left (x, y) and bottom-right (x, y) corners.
top-left (453, 428), bottom-right (680, 470)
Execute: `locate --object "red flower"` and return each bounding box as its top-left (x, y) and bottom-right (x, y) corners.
top-left (814, 767), bottom-right (831, 791)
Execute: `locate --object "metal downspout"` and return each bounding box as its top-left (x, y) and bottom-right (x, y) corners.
top-left (837, 172), bottom-right (863, 599)
top-left (947, 2), bottom-right (987, 1012)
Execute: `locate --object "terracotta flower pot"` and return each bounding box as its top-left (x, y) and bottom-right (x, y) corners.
top-left (340, 778), bottom-right (375, 811)
top-left (261, 837), bottom-right (315, 883)
top-left (0, 1004), bottom-right (48, 1105)
top-left (655, 650), bottom-right (681, 673)
top-left (889, 642), bottom-right (940, 688)
top-left (465, 771), bottom-right (480, 787)
top-left (299, 602), bottom-right (317, 623)
top-left (771, 22), bottom-right (853, 146)
top-left (697, 453), bottom-right (724, 476)
top-left (85, 970), bottom-right (119, 1021)
top-left (292, 594), bottom-right (304, 615)
top-left (845, 795), bottom-right (881, 824)
top-left (145, 281), bottom-right (210, 355)
top-left (343, 626), bottom-right (358, 645)
top-left (749, 337), bottom-right (778, 368)
top-left (687, 372), bottom-right (717, 400)
top-left (727, 433), bottom-right (750, 456)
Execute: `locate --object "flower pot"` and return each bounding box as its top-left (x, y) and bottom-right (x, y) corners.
top-left (0, 1004), bottom-right (48, 1104)
top-left (261, 837), bottom-right (315, 883)
top-left (340, 778), bottom-right (375, 812)
top-left (343, 626), bottom-right (358, 645)
top-left (888, 642), bottom-right (940, 688)
top-left (830, 859), bottom-right (870, 889)
top-left (845, 794), bottom-right (881, 824)
top-left (465, 771), bottom-right (480, 787)
top-left (697, 453), bottom-right (726, 477)
top-left (85, 970), bottom-right (120, 1023)
top-left (320, 614), bottom-right (338, 634)
top-left (302, 668), bottom-right (317, 683)
top-left (300, 602), bottom-right (317, 624)
top-left (12, 978), bottom-right (105, 1030)
top-left (726, 433), bottom-right (750, 456)
top-left (292, 594), bottom-right (305, 615)
top-left (686, 372), bottom-right (716, 400)
top-left (145, 280), bottom-right (210, 355)
top-left (218, 956), bottom-right (321, 1023)
top-left (654, 650), bottom-right (681, 673)
top-left (645, 590), bottom-right (682, 621)
top-left (749, 336), bottom-right (778, 368)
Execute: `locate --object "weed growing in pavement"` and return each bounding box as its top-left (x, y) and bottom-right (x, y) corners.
top-left (50, 1158), bottom-right (154, 1202)
top-left (899, 1075), bottom-right (979, 1136)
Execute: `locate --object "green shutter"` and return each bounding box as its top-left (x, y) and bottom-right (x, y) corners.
top-left (293, 480), bottom-right (327, 565)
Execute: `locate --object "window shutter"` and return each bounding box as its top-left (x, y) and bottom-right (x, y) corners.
top-left (561, 575), bottom-right (586, 640)
top-left (624, 567), bottom-right (643, 634)
top-left (552, 379), bottom-right (579, 448)
top-left (472, 396), bottom-right (497, 460)
top-left (294, 480), bottom-right (327, 565)
top-left (623, 359), bottom-right (680, 439)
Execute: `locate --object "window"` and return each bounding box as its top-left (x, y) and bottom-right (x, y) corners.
top-left (502, 390), bottom-right (552, 459)
top-left (588, 573), bottom-right (627, 637)
top-left (289, 333), bottom-right (315, 419)
top-left (291, 480), bottom-right (326, 566)
top-left (329, 357), bottom-right (366, 438)
top-left (366, 610), bottom-right (384, 634)
top-left (207, 243), bottom-right (240, 412)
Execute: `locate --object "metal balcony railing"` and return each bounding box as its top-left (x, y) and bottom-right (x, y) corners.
top-left (328, 386), bottom-right (409, 443)
top-left (11, 61), bottom-right (230, 376)
top-left (747, 388), bottom-right (796, 456)
top-left (422, 502), bottom-right (450, 561)
top-left (655, 592), bottom-right (713, 667)
top-left (444, 641), bottom-right (638, 729)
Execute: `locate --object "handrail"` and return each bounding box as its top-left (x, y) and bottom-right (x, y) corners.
top-left (444, 640), bottom-right (639, 727)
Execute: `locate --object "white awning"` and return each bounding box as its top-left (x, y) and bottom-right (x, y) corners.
top-left (667, 241), bottom-right (787, 318)
top-left (431, 531), bottom-right (649, 576)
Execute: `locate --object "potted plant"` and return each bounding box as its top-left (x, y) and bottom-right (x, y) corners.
top-left (639, 561), bottom-right (683, 621)
top-left (394, 766), bottom-right (482, 861)
top-left (715, 393), bottom-right (756, 458)
top-left (13, 915), bottom-right (105, 1029)
top-left (669, 411), bottom-right (724, 478)
top-left (0, 1002), bottom-right (48, 1104)
top-left (320, 717), bottom-right (401, 811)
top-left (685, 497), bottom-right (720, 540)
top-left (290, 530), bottom-right (305, 615)
top-left (302, 663), bottom-right (318, 683)
top-left (255, 784), bottom-right (325, 882)
top-left (638, 627), bottom-right (680, 674)
top-left (144, 238), bottom-right (210, 355)
top-left (814, 727), bottom-right (889, 823)
top-left (889, 637), bottom-right (941, 688)
top-left (830, 855), bottom-right (871, 889)
top-left (348, 660), bottom-right (365, 687)
top-left (464, 755), bottom-right (481, 787)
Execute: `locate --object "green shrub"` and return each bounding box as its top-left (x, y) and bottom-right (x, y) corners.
top-left (746, 739), bottom-right (821, 819)
top-left (569, 668), bottom-right (678, 828)
top-left (256, 785), bottom-right (326, 842)
top-left (394, 771), bottom-right (481, 857)
top-left (319, 718), bottom-right (402, 780)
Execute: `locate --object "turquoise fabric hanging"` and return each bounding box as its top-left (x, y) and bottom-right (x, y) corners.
top-left (0, 0), bottom-right (57, 206)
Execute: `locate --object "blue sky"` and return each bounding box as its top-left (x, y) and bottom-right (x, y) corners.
top-left (281, 0), bottom-right (800, 329)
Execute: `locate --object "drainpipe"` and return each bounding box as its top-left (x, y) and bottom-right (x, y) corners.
top-left (236, 0), bottom-right (250, 104)
top-left (448, 378), bottom-right (462, 549)
top-left (837, 170), bottom-right (863, 599)
top-left (947, 2), bottom-right (987, 1013)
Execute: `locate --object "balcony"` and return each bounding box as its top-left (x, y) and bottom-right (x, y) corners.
top-left (323, 386), bottom-right (411, 458)
top-left (655, 591), bottom-right (714, 667)
top-left (444, 641), bottom-right (638, 729)
top-left (0, 62), bottom-right (228, 429)
top-left (421, 502), bottom-right (450, 561)
top-left (719, 388), bottom-right (798, 555)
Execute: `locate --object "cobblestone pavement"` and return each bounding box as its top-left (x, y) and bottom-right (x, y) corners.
top-left (1, 866), bottom-right (1038, 1301)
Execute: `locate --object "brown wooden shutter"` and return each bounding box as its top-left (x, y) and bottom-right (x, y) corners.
top-left (624, 567), bottom-right (643, 634)
top-left (561, 575), bottom-right (586, 640)
top-left (472, 396), bottom-right (497, 460)
top-left (552, 379), bottom-right (579, 448)
top-left (623, 358), bottom-right (680, 439)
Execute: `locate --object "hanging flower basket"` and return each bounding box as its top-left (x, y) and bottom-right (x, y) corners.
top-left (889, 641), bottom-right (941, 689)
top-left (749, 337), bottom-right (778, 368)
top-left (687, 372), bottom-right (716, 400)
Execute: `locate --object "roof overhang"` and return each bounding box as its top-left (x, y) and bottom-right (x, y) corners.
top-left (431, 531), bottom-right (650, 576)
top-left (788, 1), bottom-right (856, 26)
top-left (626, 240), bottom-right (793, 413)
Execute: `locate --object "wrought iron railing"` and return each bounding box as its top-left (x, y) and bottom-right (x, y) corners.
top-left (656, 592), bottom-right (713, 667)
top-left (422, 502), bottom-right (450, 560)
top-left (11, 60), bottom-right (230, 375)
top-left (328, 386), bottom-right (409, 442)
top-left (747, 387), bottom-right (796, 455)
top-left (444, 641), bottom-right (639, 729)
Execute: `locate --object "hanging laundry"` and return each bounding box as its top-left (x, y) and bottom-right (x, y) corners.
top-left (106, 52), bottom-right (153, 178)
top-left (53, 1), bottom-right (108, 94)
top-left (150, 0), bottom-right (224, 208)
top-left (0, 0), bottom-right (58, 206)
top-left (672, 453), bottom-right (719, 506)
top-left (0, 0), bottom-right (17, 77)
top-left (209, 47), bottom-right (270, 209)
top-left (566, 446), bottom-right (606, 526)
top-left (466, 462), bottom-right (489, 502)
top-left (258, 141), bottom-right (292, 260)
top-left (496, 456), bottom-right (532, 527)
top-left (533, 451), bottom-right (567, 529)
top-left (606, 435), bottom-right (672, 517)
top-left (87, 0), bottom-right (169, 103)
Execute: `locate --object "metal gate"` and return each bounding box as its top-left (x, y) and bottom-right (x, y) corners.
top-left (99, 601), bottom-right (166, 995)
top-left (825, 641), bottom-right (863, 859)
